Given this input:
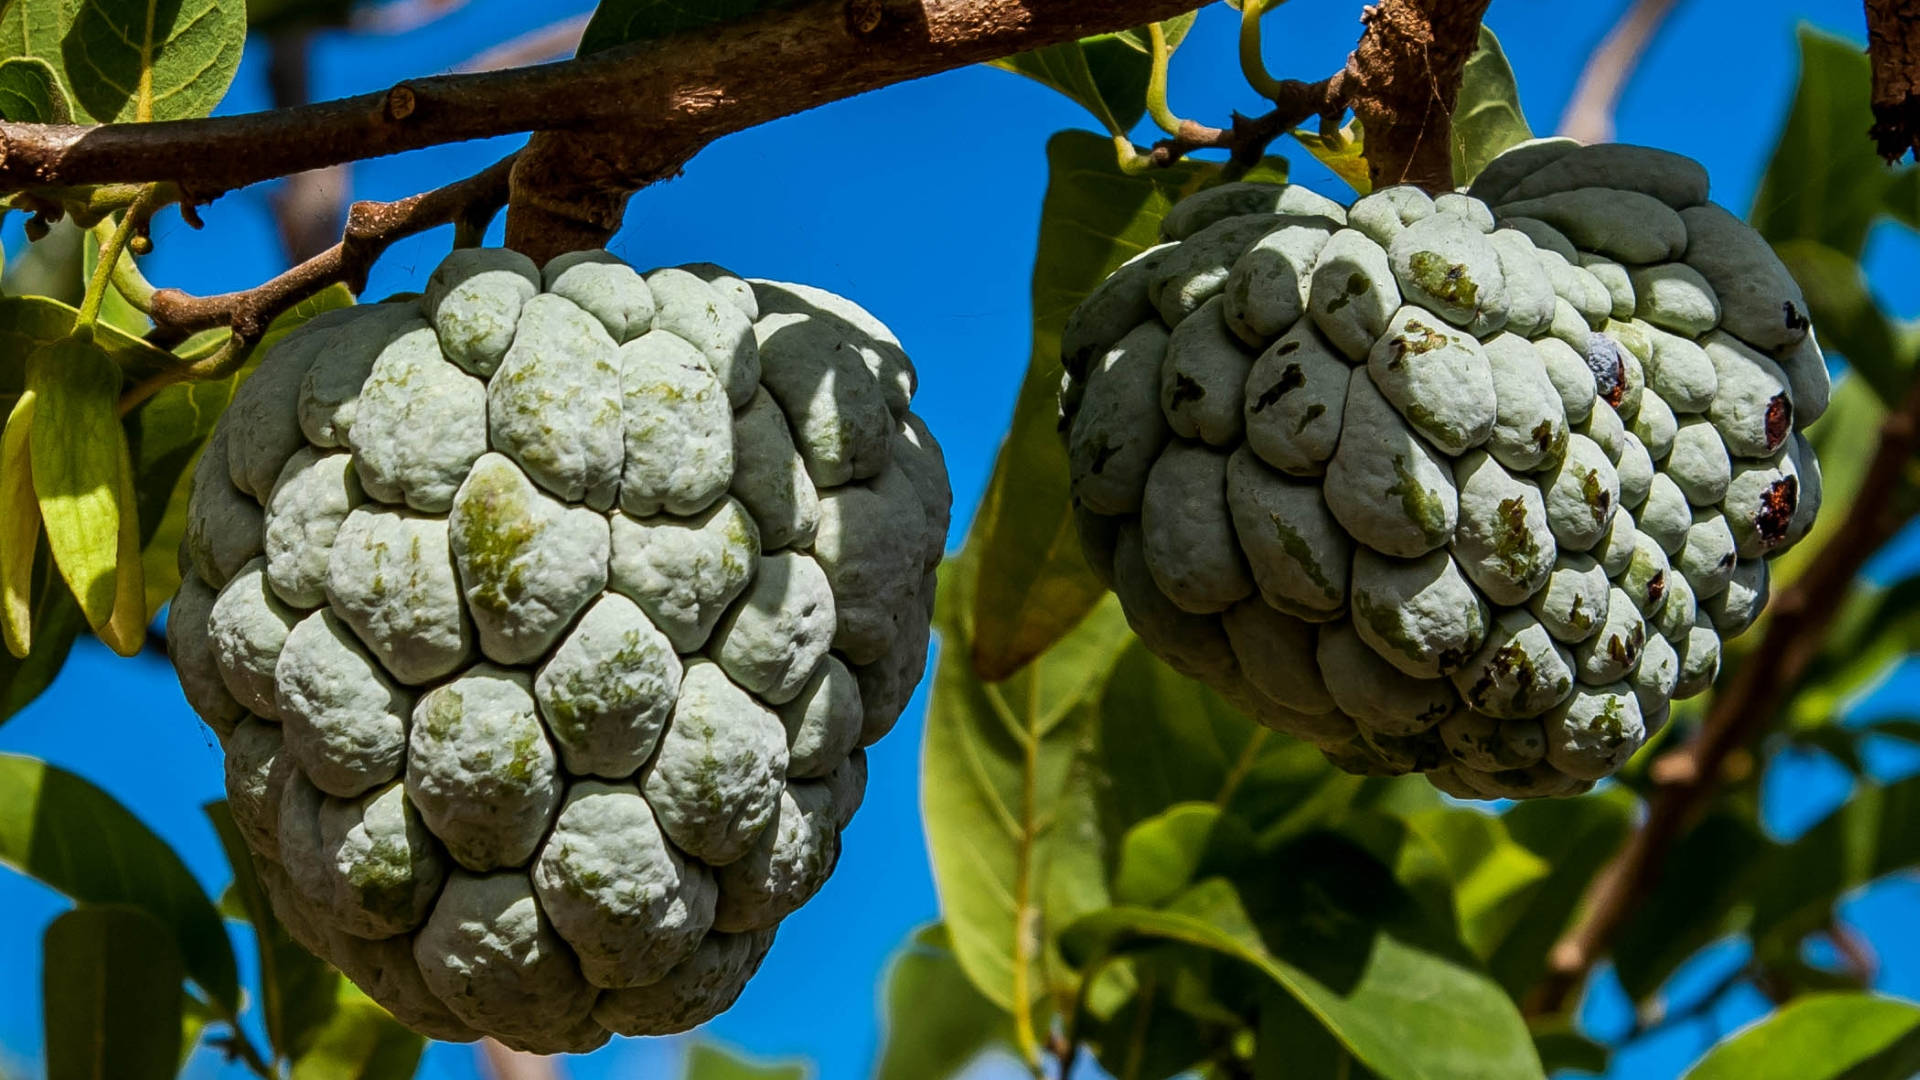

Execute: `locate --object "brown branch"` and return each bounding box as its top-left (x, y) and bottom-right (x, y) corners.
top-left (1337, 0), bottom-right (1494, 191)
top-left (1558, 0), bottom-right (1685, 144)
top-left (1143, 78), bottom-right (1340, 168)
top-left (1527, 372), bottom-right (1920, 1018)
top-left (0, 0), bottom-right (1208, 260)
top-left (1867, 0), bottom-right (1920, 162)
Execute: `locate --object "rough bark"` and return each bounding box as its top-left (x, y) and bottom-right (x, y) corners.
top-left (1867, 0), bottom-right (1920, 162)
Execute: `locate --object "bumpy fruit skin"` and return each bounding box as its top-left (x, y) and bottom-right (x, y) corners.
top-left (1061, 141), bottom-right (1824, 800)
top-left (167, 249), bottom-right (950, 1051)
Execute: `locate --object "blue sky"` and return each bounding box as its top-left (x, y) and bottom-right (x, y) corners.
top-left (2, 1), bottom-right (1917, 1078)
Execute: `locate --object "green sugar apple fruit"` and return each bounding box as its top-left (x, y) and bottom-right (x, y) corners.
top-left (167, 249), bottom-right (950, 1051)
top-left (1060, 140), bottom-right (1824, 800)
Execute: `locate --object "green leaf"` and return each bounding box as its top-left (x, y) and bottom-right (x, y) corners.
top-left (1, 392), bottom-right (37, 658)
top-left (1296, 118), bottom-right (1370, 194)
top-left (0, 0), bottom-right (80, 115)
top-left (1684, 994), bottom-right (1920, 1080)
top-left (43, 904), bottom-right (183, 1080)
top-left (1531, 1020), bottom-right (1608, 1076)
top-left (0, 295), bottom-right (180, 416)
top-left (207, 801), bottom-right (343, 1062)
top-left (1400, 808), bottom-right (1551, 961)
top-left (1111, 803), bottom-right (1255, 907)
top-left (1484, 788), bottom-right (1636, 999)
top-left (1610, 808), bottom-right (1768, 1002)
top-left (923, 547), bottom-right (1136, 1012)
top-left (965, 130), bottom-right (1236, 680)
top-left (0, 753), bottom-right (239, 1010)
top-left (1747, 775), bottom-right (1920, 957)
top-left (133, 283), bottom-right (354, 617)
top-left (1752, 28), bottom-right (1910, 260)
top-left (287, 982), bottom-right (425, 1080)
top-left (1062, 833), bottom-right (1545, 1080)
top-left (1789, 574), bottom-right (1920, 732)
top-left (0, 544), bottom-right (84, 723)
top-left (578, 0), bottom-right (797, 55)
top-left (60, 0), bottom-right (246, 123)
top-left (82, 231), bottom-right (150, 340)
top-left (1450, 27), bottom-right (1532, 188)
top-left (26, 336), bottom-right (123, 630)
top-left (682, 1042), bottom-right (808, 1080)
top-left (875, 924), bottom-right (1015, 1080)
top-left (988, 17), bottom-right (1197, 134)
top-left (0, 56), bottom-right (71, 122)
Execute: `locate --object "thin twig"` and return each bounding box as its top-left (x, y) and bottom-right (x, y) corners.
top-left (1558, 0), bottom-right (1685, 144)
top-left (1528, 373), bottom-right (1920, 1017)
top-left (121, 155), bottom-right (514, 412)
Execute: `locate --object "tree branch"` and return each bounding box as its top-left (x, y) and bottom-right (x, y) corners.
top-left (1337, 0), bottom-right (1494, 191)
top-left (1527, 372), bottom-right (1920, 1018)
top-left (1558, 0), bottom-right (1685, 144)
top-left (1867, 0), bottom-right (1920, 163)
top-left (0, 0), bottom-right (1208, 260)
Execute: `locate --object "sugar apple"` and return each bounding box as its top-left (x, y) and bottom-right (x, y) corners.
top-left (1059, 140), bottom-right (1824, 800)
top-left (166, 249), bottom-right (950, 1051)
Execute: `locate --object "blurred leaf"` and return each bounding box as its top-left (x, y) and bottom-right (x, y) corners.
top-left (43, 904), bottom-right (182, 1080)
top-left (682, 1042), bottom-right (808, 1080)
top-left (1, 219), bottom-right (86, 307)
top-left (1611, 809), bottom-right (1768, 1002)
top-left (1297, 118), bottom-right (1370, 194)
top-left (133, 283), bottom-right (354, 617)
top-left (1450, 27), bottom-right (1531, 188)
top-left (0, 56), bottom-right (69, 122)
top-left (1683, 994), bottom-right (1920, 1080)
top-left (1111, 803), bottom-right (1255, 907)
top-left (1401, 808), bottom-right (1551, 960)
top-left (61, 0), bottom-right (246, 123)
top-left (579, 0), bottom-right (797, 55)
top-left (1752, 28), bottom-right (1913, 261)
top-left (1771, 372), bottom-right (1881, 591)
top-left (924, 547), bottom-right (1134, 1012)
top-left (875, 924), bottom-right (1014, 1080)
top-left (1771, 240), bottom-right (1912, 406)
top-left (988, 16), bottom-right (1197, 133)
top-left (207, 801), bottom-right (342, 1062)
top-left (287, 982), bottom-right (424, 1080)
top-left (1484, 788), bottom-right (1636, 999)
top-left (967, 130), bottom-right (1237, 681)
top-left (1063, 832), bottom-right (1545, 1080)
top-left (1790, 575), bottom-right (1920, 731)
top-left (1531, 1020), bottom-right (1608, 1076)
top-left (0, 753), bottom-right (238, 1010)
top-left (1084, 948), bottom-right (1231, 1080)
top-left (26, 336), bottom-right (123, 630)
top-left (1747, 775), bottom-right (1920, 957)
top-left (1, 392), bottom-right (36, 658)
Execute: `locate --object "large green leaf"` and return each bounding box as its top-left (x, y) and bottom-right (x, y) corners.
top-left (26, 336), bottom-right (124, 630)
top-left (874, 924), bottom-right (1015, 1080)
top-left (42, 904), bottom-right (183, 1080)
top-left (682, 1043), bottom-right (808, 1080)
top-left (60, 0), bottom-right (246, 123)
top-left (578, 0), bottom-right (798, 55)
top-left (966, 130), bottom-right (1239, 681)
top-left (923, 549), bottom-right (1135, 1012)
top-left (0, 753), bottom-right (238, 1010)
top-left (987, 17), bottom-right (1197, 134)
top-left (0, 56), bottom-right (71, 121)
top-left (206, 802), bottom-right (342, 1062)
top-left (0, 0), bottom-right (80, 114)
top-left (1062, 832), bottom-right (1545, 1080)
top-left (1399, 808), bottom-right (1551, 961)
top-left (1752, 28), bottom-right (1912, 260)
top-left (1450, 27), bottom-right (1531, 188)
top-left (1684, 994), bottom-right (1920, 1080)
